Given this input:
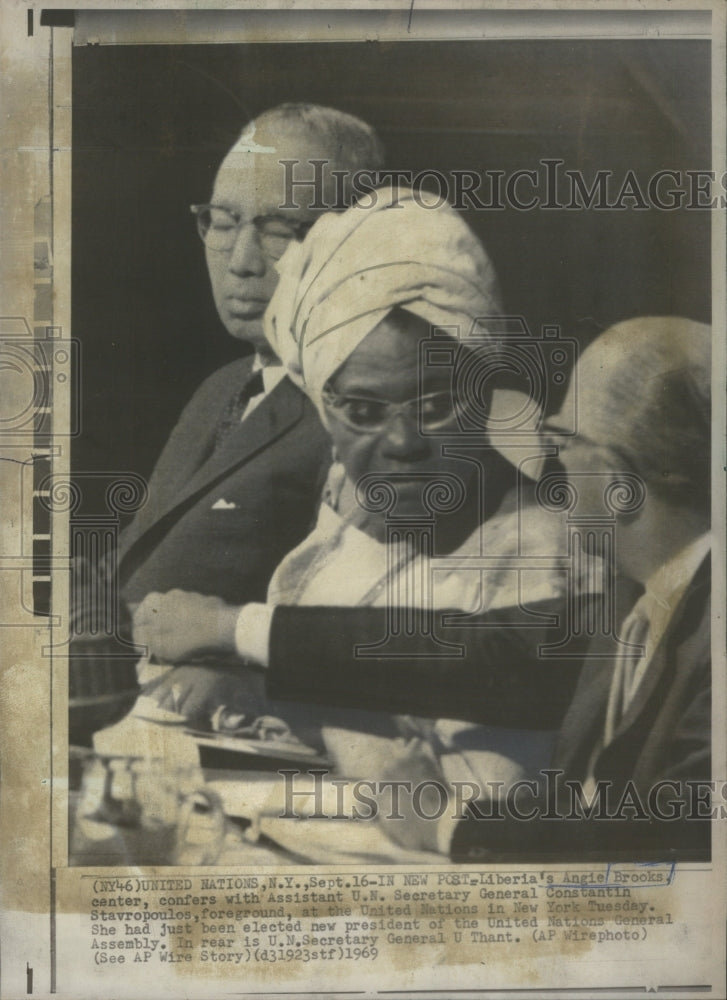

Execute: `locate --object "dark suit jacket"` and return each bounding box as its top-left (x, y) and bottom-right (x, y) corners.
top-left (118, 358), bottom-right (332, 606)
top-left (451, 556), bottom-right (711, 860)
top-left (265, 558), bottom-right (711, 859)
top-left (267, 597), bottom-right (591, 729)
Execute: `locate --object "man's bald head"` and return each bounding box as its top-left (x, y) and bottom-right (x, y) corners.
top-left (204, 103), bottom-right (384, 348)
top-left (551, 316), bottom-right (710, 516)
top-left (251, 103), bottom-right (385, 186)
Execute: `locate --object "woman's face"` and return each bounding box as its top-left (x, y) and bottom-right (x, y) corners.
top-left (324, 312), bottom-right (479, 519)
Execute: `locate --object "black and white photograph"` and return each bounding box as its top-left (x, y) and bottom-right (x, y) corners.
top-left (0, 5), bottom-right (725, 998)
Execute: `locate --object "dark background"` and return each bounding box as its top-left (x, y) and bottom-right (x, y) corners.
top-left (72, 39), bottom-right (711, 484)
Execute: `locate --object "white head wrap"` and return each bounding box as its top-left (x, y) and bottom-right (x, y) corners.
top-left (264, 187), bottom-right (502, 421)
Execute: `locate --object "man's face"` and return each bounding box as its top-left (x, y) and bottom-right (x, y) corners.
top-left (205, 121), bottom-right (338, 351)
top-left (547, 429), bottom-right (632, 518)
top-left (325, 316), bottom-right (479, 518)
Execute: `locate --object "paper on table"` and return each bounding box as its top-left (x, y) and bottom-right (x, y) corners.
top-left (207, 771), bottom-right (443, 864)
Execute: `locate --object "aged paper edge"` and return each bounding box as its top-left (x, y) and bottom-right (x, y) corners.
top-left (0, 3), bottom-right (725, 998)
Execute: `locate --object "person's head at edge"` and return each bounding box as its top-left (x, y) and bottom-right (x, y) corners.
top-left (200, 103), bottom-right (385, 354)
top-left (544, 316), bottom-right (710, 584)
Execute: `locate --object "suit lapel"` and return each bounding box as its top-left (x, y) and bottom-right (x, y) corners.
top-left (556, 555), bottom-right (710, 779)
top-left (119, 358), bottom-right (253, 556)
top-left (121, 376), bottom-right (306, 569)
top-left (553, 658), bottom-right (614, 776)
top-left (610, 555), bottom-right (710, 735)
top-left (178, 375), bottom-right (304, 504)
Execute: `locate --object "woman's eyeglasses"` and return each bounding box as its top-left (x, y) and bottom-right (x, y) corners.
top-left (190, 204), bottom-right (313, 259)
top-left (322, 386), bottom-right (460, 434)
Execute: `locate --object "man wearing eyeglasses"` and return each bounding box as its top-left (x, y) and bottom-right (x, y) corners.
top-left (287, 314), bottom-right (710, 862)
top-left (116, 103), bottom-right (384, 712)
top-left (139, 315), bottom-right (710, 861)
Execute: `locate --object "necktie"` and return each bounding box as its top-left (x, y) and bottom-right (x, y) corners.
top-left (214, 369), bottom-right (265, 449)
top-left (603, 595), bottom-right (651, 746)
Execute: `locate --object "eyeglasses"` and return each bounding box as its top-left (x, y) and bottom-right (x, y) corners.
top-left (541, 424), bottom-right (638, 476)
top-left (190, 204), bottom-right (314, 259)
top-left (321, 386), bottom-right (460, 434)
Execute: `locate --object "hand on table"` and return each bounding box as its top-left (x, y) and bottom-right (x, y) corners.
top-left (132, 589), bottom-right (240, 664)
top-left (140, 663), bottom-right (270, 730)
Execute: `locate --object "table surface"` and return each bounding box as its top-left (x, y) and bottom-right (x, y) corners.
top-left (68, 754), bottom-right (441, 867)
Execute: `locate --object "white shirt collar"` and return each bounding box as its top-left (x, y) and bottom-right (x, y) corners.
top-left (252, 354), bottom-right (286, 396)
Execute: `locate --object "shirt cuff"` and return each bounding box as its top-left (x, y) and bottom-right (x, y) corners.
top-left (234, 602), bottom-right (273, 666)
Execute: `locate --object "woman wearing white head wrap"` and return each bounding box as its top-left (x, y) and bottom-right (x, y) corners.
top-left (256, 190), bottom-right (565, 792)
top-left (262, 188), bottom-right (563, 604)
top-left (135, 190), bottom-right (570, 859)
top-left (264, 186), bottom-right (503, 423)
